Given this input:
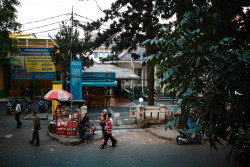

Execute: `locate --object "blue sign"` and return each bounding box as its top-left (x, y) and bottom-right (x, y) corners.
top-left (20, 48), bottom-right (52, 56)
top-left (70, 60), bottom-right (82, 100)
top-left (82, 72), bottom-right (115, 81)
top-left (11, 72), bottom-right (55, 80)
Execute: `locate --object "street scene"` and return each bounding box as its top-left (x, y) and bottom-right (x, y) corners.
top-left (0, 0), bottom-right (250, 167)
top-left (0, 100), bottom-right (235, 167)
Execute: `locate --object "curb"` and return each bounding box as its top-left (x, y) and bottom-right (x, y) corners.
top-left (48, 131), bottom-right (83, 146)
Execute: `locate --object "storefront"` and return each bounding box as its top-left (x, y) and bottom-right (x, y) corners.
top-left (82, 64), bottom-right (140, 108)
top-left (9, 38), bottom-right (55, 97)
top-left (82, 72), bottom-right (117, 108)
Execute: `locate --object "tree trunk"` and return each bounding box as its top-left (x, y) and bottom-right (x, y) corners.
top-left (147, 65), bottom-right (154, 106)
top-left (145, 0), bottom-right (154, 106)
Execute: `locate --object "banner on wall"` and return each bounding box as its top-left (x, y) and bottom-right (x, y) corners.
top-left (70, 60), bottom-right (82, 100)
top-left (11, 48), bottom-right (55, 80)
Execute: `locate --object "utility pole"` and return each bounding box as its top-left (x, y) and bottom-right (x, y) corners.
top-left (71, 6), bottom-right (74, 59)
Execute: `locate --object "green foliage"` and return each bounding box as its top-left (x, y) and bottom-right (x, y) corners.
top-left (146, 0), bottom-right (250, 160)
top-left (155, 86), bottom-right (162, 94)
top-left (0, 0), bottom-right (21, 55)
top-left (50, 22), bottom-right (94, 72)
top-left (100, 53), bottom-right (119, 63)
top-left (86, 0), bottom-right (163, 105)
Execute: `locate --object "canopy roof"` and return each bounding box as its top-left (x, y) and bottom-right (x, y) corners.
top-left (83, 64), bottom-right (140, 80)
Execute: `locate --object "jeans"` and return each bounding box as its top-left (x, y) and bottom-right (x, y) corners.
top-left (15, 112), bottom-right (22, 127)
top-left (82, 133), bottom-right (92, 140)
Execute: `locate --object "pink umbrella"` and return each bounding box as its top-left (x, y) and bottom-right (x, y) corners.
top-left (44, 89), bottom-right (73, 101)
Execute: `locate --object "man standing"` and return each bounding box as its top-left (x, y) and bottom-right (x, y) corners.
top-left (98, 109), bottom-right (108, 139)
top-left (11, 101), bottom-right (22, 128)
top-left (101, 113), bottom-right (117, 149)
top-left (29, 111), bottom-right (41, 146)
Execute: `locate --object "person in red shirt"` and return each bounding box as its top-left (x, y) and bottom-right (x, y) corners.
top-left (101, 113), bottom-right (117, 149)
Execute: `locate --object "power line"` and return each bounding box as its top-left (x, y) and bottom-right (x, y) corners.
top-left (74, 13), bottom-right (110, 28)
top-left (74, 13), bottom-right (95, 22)
top-left (22, 20), bottom-right (70, 32)
top-left (94, 0), bottom-right (104, 13)
top-left (32, 28), bottom-right (61, 34)
top-left (23, 13), bottom-right (70, 25)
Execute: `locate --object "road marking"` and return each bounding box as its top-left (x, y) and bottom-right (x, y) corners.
top-left (4, 134), bottom-right (13, 138)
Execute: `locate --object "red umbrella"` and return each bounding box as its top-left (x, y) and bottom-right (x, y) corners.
top-left (44, 89), bottom-right (73, 101)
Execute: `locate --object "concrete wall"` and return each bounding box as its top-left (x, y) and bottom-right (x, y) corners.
top-left (136, 105), bottom-right (180, 126)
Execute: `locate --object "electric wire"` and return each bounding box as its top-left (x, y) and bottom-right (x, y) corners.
top-left (32, 28), bottom-right (62, 34)
top-left (22, 20), bottom-right (70, 32)
top-left (23, 13), bottom-right (70, 25)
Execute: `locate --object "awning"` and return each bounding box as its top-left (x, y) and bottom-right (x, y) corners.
top-left (67, 81), bottom-right (117, 87)
top-left (82, 81), bottom-right (117, 87)
top-left (83, 64), bottom-right (140, 80)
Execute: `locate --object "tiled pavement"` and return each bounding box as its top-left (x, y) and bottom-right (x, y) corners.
top-left (109, 96), bottom-right (131, 107)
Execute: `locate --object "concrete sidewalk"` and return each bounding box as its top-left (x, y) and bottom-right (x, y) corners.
top-left (48, 124), bottom-right (177, 145)
top-left (147, 124), bottom-right (178, 141)
top-left (48, 124), bottom-right (140, 146)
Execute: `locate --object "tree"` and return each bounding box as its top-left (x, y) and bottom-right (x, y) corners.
top-left (88, 0), bottom-right (163, 106)
top-left (50, 22), bottom-right (94, 89)
top-left (145, 0), bottom-right (250, 161)
top-left (0, 0), bottom-right (21, 55)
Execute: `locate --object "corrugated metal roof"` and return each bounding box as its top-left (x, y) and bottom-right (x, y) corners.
top-left (83, 64), bottom-right (140, 80)
top-left (119, 46), bottom-right (146, 61)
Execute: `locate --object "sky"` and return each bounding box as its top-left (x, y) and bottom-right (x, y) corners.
top-left (16, 0), bottom-right (115, 39)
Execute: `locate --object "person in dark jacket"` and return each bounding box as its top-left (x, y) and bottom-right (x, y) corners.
top-left (29, 111), bottom-right (41, 146)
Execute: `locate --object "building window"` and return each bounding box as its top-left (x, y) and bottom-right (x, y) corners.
top-left (138, 69), bottom-right (142, 76)
top-left (94, 52), bottom-right (98, 59)
top-left (105, 52), bottom-right (109, 58)
top-left (99, 52), bottom-right (104, 58)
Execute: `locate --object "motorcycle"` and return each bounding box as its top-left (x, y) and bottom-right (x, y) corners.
top-left (24, 98), bottom-right (32, 114)
top-left (43, 87), bottom-right (51, 96)
top-left (176, 128), bottom-right (204, 145)
top-left (38, 97), bottom-right (46, 113)
top-left (236, 142), bottom-right (250, 166)
top-left (6, 97), bottom-right (16, 115)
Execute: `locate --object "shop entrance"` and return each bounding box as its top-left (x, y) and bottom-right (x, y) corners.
top-left (83, 87), bottom-right (111, 108)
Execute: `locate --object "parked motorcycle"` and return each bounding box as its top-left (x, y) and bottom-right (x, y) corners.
top-left (24, 98), bottom-right (32, 114)
top-left (43, 87), bottom-right (51, 96)
top-left (236, 142), bottom-right (250, 166)
top-left (38, 97), bottom-right (46, 113)
top-left (176, 128), bottom-right (204, 145)
top-left (6, 97), bottom-right (16, 115)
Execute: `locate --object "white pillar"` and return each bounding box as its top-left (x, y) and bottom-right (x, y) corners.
top-left (141, 68), bottom-right (143, 94)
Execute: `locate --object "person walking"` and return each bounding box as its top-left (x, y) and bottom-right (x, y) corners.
top-left (29, 111), bottom-right (41, 146)
top-left (98, 109), bottom-right (108, 139)
top-left (11, 101), bottom-right (22, 128)
top-left (101, 113), bottom-right (117, 149)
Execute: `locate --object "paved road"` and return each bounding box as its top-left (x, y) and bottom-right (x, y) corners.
top-left (0, 135), bottom-right (237, 167)
top-left (0, 102), bottom-right (239, 167)
top-left (0, 121), bottom-right (237, 166)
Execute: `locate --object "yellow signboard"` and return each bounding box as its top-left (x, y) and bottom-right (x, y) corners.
top-left (25, 56), bottom-right (55, 72)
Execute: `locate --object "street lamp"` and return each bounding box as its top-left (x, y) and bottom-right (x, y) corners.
top-left (139, 97), bottom-right (143, 105)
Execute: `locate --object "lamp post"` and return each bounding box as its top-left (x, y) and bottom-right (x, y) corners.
top-left (139, 97), bottom-right (144, 112)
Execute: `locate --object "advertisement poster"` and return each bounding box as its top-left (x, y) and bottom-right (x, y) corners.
top-left (70, 60), bottom-right (82, 100)
top-left (11, 48), bottom-right (56, 80)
